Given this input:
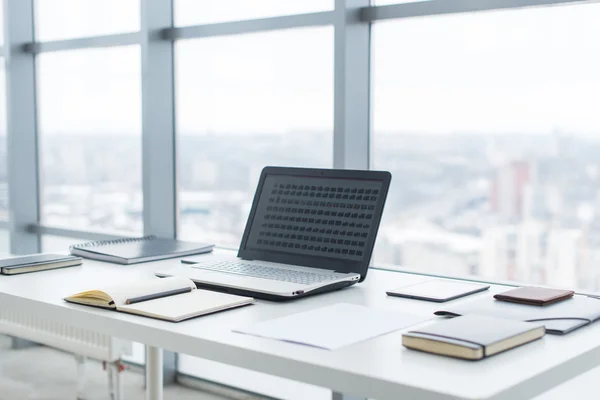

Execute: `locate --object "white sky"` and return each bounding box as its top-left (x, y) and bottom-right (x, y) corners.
top-left (5, 1), bottom-right (600, 136)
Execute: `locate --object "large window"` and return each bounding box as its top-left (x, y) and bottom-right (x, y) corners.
top-left (36, 46), bottom-right (143, 234)
top-left (175, 0), bottom-right (333, 26)
top-left (176, 27), bottom-right (333, 247)
top-left (0, 2), bottom-right (4, 45)
top-left (34, 0), bottom-right (140, 41)
top-left (0, 3), bottom-right (8, 254)
top-left (372, 3), bottom-right (600, 291)
top-left (0, 229), bottom-right (8, 254)
top-left (0, 64), bottom-right (7, 229)
top-left (0, 0), bottom-right (5, 224)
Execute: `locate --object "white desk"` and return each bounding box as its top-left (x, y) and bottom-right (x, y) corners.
top-left (1, 257), bottom-right (600, 400)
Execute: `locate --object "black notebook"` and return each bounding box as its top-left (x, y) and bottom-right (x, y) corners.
top-left (69, 236), bottom-right (214, 265)
top-left (0, 254), bottom-right (82, 275)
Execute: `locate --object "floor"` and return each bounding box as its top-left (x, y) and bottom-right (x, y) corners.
top-left (0, 336), bottom-right (246, 400)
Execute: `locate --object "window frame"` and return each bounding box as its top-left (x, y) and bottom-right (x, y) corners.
top-left (7, 0), bottom-right (585, 250)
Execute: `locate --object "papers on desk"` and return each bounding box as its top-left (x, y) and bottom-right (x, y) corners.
top-left (435, 295), bottom-right (600, 335)
top-left (234, 303), bottom-right (430, 350)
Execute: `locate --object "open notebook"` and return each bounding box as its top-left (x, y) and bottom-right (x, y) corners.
top-left (435, 294), bottom-right (600, 335)
top-left (64, 276), bottom-right (255, 322)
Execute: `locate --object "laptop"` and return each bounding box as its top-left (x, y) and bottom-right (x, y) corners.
top-left (156, 166), bottom-right (391, 301)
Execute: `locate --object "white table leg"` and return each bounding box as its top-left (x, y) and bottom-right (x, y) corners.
top-left (75, 354), bottom-right (86, 400)
top-left (145, 345), bottom-right (163, 400)
top-left (107, 360), bottom-right (124, 400)
top-left (332, 393), bottom-right (366, 400)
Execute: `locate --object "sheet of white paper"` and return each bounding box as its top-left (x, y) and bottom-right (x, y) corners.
top-left (234, 303), bottom-right (430, 350)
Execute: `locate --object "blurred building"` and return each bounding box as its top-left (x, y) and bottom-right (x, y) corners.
top-left (480, 222), bottom-right (581, 287)
top-left (490, 160), bottom-right (533, 221)
top-left (375, 218), bottom-right (480, 277)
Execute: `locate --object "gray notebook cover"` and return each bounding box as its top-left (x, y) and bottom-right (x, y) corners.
top-left (0, 254), bottom-right (82, 275)
top-left (435, 295), bottom-right (600, 335)
top-left (70, 237), bottom-right (214, 264)
top-left (0, 254), bottom-right (79, 269)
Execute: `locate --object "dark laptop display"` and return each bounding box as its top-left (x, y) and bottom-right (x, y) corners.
top-left (238, 167), bottom-right (392, 281)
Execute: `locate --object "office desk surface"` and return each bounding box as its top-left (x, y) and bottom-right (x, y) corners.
top-left (1, 257), bottom-right (599, 400)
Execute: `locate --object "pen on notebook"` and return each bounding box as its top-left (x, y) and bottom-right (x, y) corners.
top-left (125, 287), bottom-right (192, 305)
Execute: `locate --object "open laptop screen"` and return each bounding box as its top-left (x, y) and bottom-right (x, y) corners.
top-left (238, 167), bottom-right (391, 279)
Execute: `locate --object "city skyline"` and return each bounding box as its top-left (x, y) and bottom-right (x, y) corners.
top-left (0, 129), bottom-right (596, 291)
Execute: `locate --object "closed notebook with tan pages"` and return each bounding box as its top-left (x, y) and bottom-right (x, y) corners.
top-left (64, 276), bottom-right (254, 322)
top-left (402, 315), bottom-right (545, 360)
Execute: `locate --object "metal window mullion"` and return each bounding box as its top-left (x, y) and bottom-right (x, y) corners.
top-left (4, 0), bottom-right (41, 254)
top-left (360, 0), bottom-right (592, 22)
top-left (140, 0), bottom-right (178, 385)
top-left (24, 32), bottom-right (141, 54)
top-left (333, 0), bottom-right (371, 170)
top-left (26, 224), bottom-right (128, 242)
top-left (164, 11), bottom-right (335, 40)
top-left (141, 0), bottom-right (177, 240)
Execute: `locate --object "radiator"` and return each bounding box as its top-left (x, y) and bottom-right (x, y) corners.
top-left (0, 308), bottom-right (131, 361)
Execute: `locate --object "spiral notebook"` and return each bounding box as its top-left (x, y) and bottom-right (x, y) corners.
top-left (69, 236), bottom-right (214, 265)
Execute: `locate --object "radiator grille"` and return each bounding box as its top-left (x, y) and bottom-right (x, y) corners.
top-left (0, 308), bottom-right (131, 361)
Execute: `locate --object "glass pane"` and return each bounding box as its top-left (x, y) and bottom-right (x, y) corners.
top-left (42, 234), bottom-right (88, 252)
top-left (375, 0), bottom-right (431, 4)
top-left (35, 0), bottom-right (140, 41)
top-left (372, 3), bottom-right (600, 290)
top-left (0, 65), bottom-right (6, 241)
top-left (176, 27), bottom-right (333, 249)
top-left (0, 229), bottom-right (9, 255)
top-left (0, 2), bottom-right (4, 45)
top-left (175, 0), bottom-right (333, 26)
top-left (0, 63), bottom-right (7, 222)
top-left (121, 342), bottom-right (145, 365)
top-left (37, 46), bottom-right (142, 234)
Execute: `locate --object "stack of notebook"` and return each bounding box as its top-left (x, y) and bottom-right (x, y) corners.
top-left (402, 287), bottom-right (590, 359)
top-left (435, 287), bottom-right (600, 335)
top-left (69, 236), bottom-right (214, 264)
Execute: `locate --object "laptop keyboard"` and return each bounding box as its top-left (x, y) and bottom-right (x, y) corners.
top-left (191, 260), bottom-right (342, 285)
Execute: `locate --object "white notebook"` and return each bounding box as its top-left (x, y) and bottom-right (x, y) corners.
top-left (64, 276), bottom-right (255, 322)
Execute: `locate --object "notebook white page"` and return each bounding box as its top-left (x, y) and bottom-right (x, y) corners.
top-left (117, 290), bottom-right (254, 322)
top-left (234, 303), bottom-right (430, 350)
